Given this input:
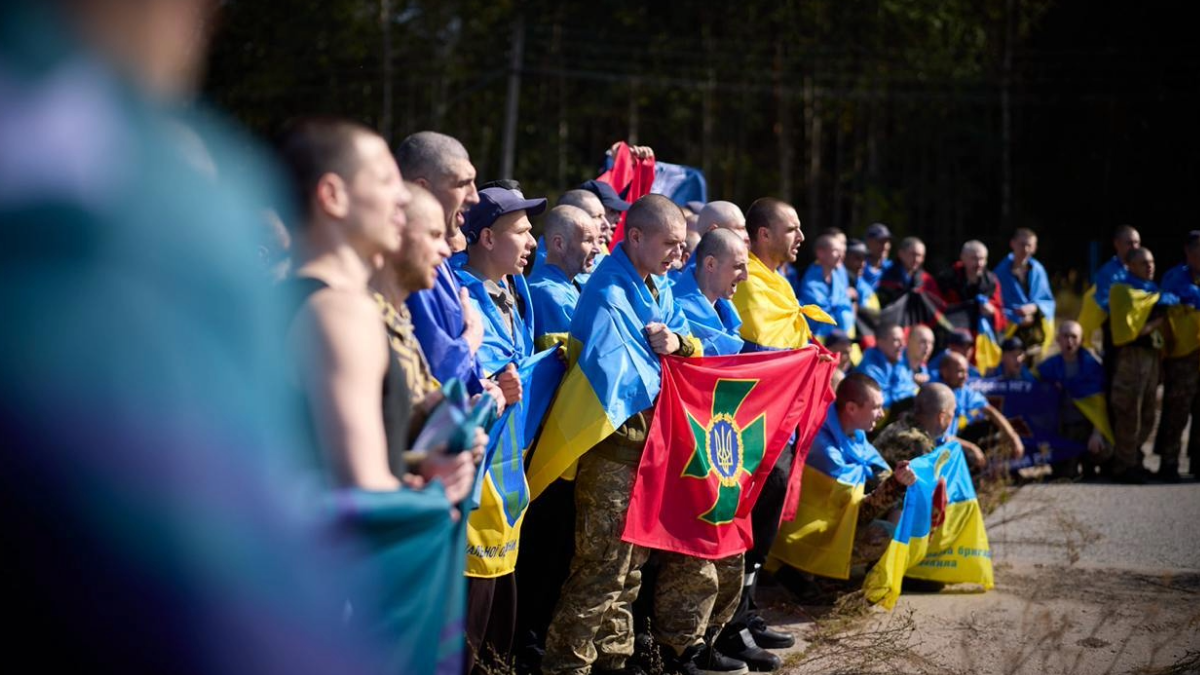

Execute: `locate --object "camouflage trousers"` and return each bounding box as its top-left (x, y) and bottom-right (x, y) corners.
top-left (652, 552), bottom-right (744, 656)
top-left (1153, 351), bottom-right (1200, 470)
top-left (1110, 345), bottom-right (1161, 473)
top-left (542, 453), bottom-right (649, 675)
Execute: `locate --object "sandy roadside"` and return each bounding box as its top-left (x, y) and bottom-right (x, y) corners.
top-left (758, 478), bottom-right (1200, 675)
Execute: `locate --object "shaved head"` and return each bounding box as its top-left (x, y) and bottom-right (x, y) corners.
top-left (836, 372), bottom-right (882, 412)
top-left (395, 131), bottom-right (469, 181)
top-left (625, 194), bottom-right (684, 238)
top-left (745, 198), bottom-right (791, 244)
top-left (543, 205), bottom-right (591, 244)
top-left (558, 189), bottom-right (603, 214)
top-left (961, 240), bottom-right (987, 257)
top-left (915, 383), bottom-right (957, 418)
top-left (694, 228), bottom-right (744, 266)
top-left (1057, 319), bottom-right (1082, 339)
top-left (694, 201), bottom-right (746, 234)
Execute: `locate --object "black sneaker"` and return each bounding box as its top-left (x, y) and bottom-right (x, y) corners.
top-left (715, 628), bottom-right (782, 672)
top-left (694, 644), bottom-right (749, 675)
top-left (746, 616), bottom-right (795, 649)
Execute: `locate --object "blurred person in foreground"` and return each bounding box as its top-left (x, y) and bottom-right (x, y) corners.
top-left (0, 0), bottom-right (389, 671)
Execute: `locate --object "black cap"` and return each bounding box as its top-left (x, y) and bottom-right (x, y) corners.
top-left (462, 187), bottom-right (547, 245)
top-left (579, 179), bottom-right (630, 212)
top-left (946, 329), bottom-right (974, 347)
top-left (1000, 336), bottom-right (1025, 352)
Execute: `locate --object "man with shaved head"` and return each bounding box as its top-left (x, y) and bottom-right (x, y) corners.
top-left (853, 323), bottom-right (918, 411)
top-left (693, 200), bottom-right (749, 245)
top-left (934, 240), bottom-right (1007, 370)
top-left (542, 194), bottom-right (700, 675)
top-left (529, 205), bottom-right (600, 343)
top-left (876, 236), bottom-right (938, 309)
top-left (772, 373), bottom-right (916, 588)
top-left (873, 383), bottom-right (969, 467)
top-left (397, 132), bottom-right (511, 410)
top-left (797, 233), bottom-right (855, 340)
top-left (720, 197), bottom-right (833, 669)
top-left (1107, 247), bottom-right (1175, 483)
top-left (906, 325), bottom-right (936, 386)
top-left (532, 189), bottom-right (608, 284)
top-left (937, 351), bottom-right (1023, 467)
top-left (1035, 320), bottom-right (1113, 479)
top-left (648, 227), bottom-right (756, 674)
top-left (1079, 225), bottom-right (1142, 348)
top-left (995, 228), bottom-right (1056, 357)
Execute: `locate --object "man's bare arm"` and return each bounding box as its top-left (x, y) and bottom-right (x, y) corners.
top-left (291, 290), bottom-right (398, 490)
top-left (982, 403), bottom-right (1024, 458)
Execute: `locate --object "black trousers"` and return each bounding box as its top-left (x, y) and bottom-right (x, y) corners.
top-left (465, 572), bottom-right (517, 675)
top-left (725, 442), bottom-right (795, 632)
top-left (512, 478), bottom-right (576, 669)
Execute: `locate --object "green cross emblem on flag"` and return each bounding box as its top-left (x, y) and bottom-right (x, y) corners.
top-left (681, 379), bottom-right (767, 525)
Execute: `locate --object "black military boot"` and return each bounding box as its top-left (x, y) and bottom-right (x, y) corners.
top-left (714, 628), bottom-right (781, 672)
top-left (693, 642), bottom-right (749, 675)
top-left (746, 616), bottom-right (795, 650)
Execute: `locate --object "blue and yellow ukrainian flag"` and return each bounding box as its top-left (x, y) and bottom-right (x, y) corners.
top-left (525, 245), bottom-right (700, 499)
top-left (975, 313), bottom-right (1004, 374)
top-left (1109, 277), bottom-right (1175, 347)
top-left (733, 253), bottom-right (834, 351)
top-left (1034, 348), bottom-right (1113, 444)
top-left (863, 440), bottom-right (994, 609)
top-left (769, 404), bottom-right (890, 580)
top-left (466, 348), bottom-right (564, 576)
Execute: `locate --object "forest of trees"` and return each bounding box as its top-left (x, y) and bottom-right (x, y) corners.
top-left (204, 0), bottom-right (1192, 280)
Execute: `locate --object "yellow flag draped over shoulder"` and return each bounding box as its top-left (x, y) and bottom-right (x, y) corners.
top-left (863, 441), bottom-right (994, 610)
top-left (733, 253), bottom-right (834, 350)
top-left (1077, 285), bottom-right (1107, 350)
top-left (1108, 281), bottom-right (1160, 346)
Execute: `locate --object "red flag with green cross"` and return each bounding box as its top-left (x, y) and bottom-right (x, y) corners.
top-left (622, 348), bottom-right (836, 559)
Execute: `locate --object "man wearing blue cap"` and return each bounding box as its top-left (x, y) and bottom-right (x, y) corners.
top-left (452, 185), bottom-right (546, 673)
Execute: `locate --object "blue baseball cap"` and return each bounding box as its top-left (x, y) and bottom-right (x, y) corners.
top-left (579, 179), bottom-right (630, 212)
top-left (866, 223), bottom-right (892, 240)
top-left (462, 187), bottom-right (547, 245)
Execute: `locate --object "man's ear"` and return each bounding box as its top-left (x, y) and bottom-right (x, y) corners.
top-left (704, 254), bottom-right (717, 273)
top-left (414, 176), bottom-right (432, 190)
top-left (315, 173), bottom-right (349, 219)
top-left (479, 227), bottom-right (495, 251)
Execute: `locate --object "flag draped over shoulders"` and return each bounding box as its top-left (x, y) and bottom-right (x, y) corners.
top-left (528, 262), bottom-right (579, 346)
top-left (465, 347), bottom-right (564, 577)
top-left (863, 440), bottom-right (994, 609)
top-left (451, 255), bottom-right (536, 378)
top-left (622, 349), bottom-right (835, 559)
top-left (1162, 263), bottom-right (1200, 358)
top-left (770, 404), bottom-right (890, 580)
top-left (525, 245), bottom-right (699, 499)
top-left (1077, 257), bottom-right (1125, 345)
top-left (1109, 276), bottom-right (1177, 346)
top-left (673, 269), bottom-right (745, 356)
top-left (733, 253), bottom-right (834, 351)
top-left (994, 254), bottom-right (1056, 323)
top-left (1035, 348), bottom-right (1113, 443)
top-left (407, 262), bottom-right (485, 392)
